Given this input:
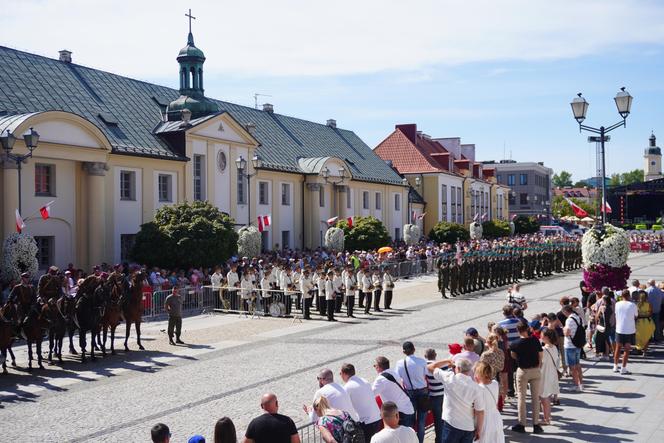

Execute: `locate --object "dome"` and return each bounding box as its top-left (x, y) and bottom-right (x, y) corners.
top-left (166, 95), bottom-right (220, 121)
top-left (177, 33), bottom-right (205, 61)
top-left (647, 147), bottom-right (662, 156)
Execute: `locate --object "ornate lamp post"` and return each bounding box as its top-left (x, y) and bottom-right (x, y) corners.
top-left (235, 153), bottom-right (262, 226)
top-left (570, 88), bottom-right (633, 224)
top-left (1, 127), bottom-right (40, 213)
top-left (320, 165), bottom-right (348, 215)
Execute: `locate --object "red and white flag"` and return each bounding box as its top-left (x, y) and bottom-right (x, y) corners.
top-left (473, 213), bottom-right (480, 222)
top-left (602, 201), bottom-right (612, 214)
top-left (326, 216), bottom-right (339, 226)
top-left (257, 214), bottom-right (271, 232)
top-left (417, 212), bottom-right (426, 220)
top-left (39, 201), bottom-right (54, 220)
top-left (564, 198), bottom-right (589, 218)
top-left (346, 216), bottom-right (353, 228)
top-left (481, 212), bottom-right (488, 222)
top-left (15, 209), bottom-right (25, 233)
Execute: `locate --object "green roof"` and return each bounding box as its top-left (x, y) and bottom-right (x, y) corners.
top-left (0, 45), bottom-right (404, 185)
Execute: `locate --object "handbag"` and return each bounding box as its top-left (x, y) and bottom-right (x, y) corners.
top-left (546, 348), bottom-right (562, 380)
top-left (404, 358), bottom-right (431, 411)
top-left (596, 309), bottom-right (606, 333)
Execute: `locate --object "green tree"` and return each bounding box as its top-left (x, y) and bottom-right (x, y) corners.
top-left (428, 222), bottom-right (470, 244)
top-left (552, 171), bottom-right (573, 188)
top-left (481, 220), bottom-right (511, 239)
top-left (336, 216), bottom-right (390, 251)
top-left (132, 201), bottom-right (238, 268)
top-left (610, 169), bottom-right (644, 186)
top-left (513, 215), bottom-right (540, 234)
top-left (573, 181), bottom-right (589, 188)
top-left (551, 195), bottom-right (594, 218)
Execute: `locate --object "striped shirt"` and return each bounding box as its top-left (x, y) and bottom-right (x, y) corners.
top-left (426, 360), bottom-right (446, 397)
top-left (498, 317), bottom-right (521, 344)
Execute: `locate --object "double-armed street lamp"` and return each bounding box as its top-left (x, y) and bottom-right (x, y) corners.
top-left (320, 165), bottom-right (348, 215)
top-left (570, 87), bottom-right (633, 225)
top-left (1, 127), bottom-right (40, 213)
top-left (235, 153), bottom-right (263, 226)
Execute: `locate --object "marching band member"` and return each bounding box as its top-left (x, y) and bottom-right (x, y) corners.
top-left (344, 266), bottom-right (357, 318)
top-left (282, 267), bottom-right (294, 315)
top-left (333, 268), bottom-right (343, 313)
top-left (372, 268), bottom-right (382, 312)
top-left (382, 267), bottom-right (395, 310)
top-left (299, 268), bottom-right (314, 320)
top-left (325, 270), bottom-right (336, 322)
top-left (260, 268), bottom-right (272, 315)
top-left (317, 270), bottom-right (327, 317)
top-left (226, 263), bottom-right (240, 311)
top-left (361, 268), bottom-right (373, 315)
top-left (357, 267), bottom-right (366, 308)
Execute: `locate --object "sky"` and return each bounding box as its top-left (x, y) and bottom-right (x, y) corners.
top-left (2, 0), bottom-right (664, 181)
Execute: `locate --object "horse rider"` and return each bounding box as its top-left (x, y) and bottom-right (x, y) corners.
top-left (8, 272), bottom-right (38, 334)
top-left (38, 266), bottom-right (64, 303)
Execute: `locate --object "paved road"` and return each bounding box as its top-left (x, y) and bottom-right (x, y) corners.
top-left (1, 253), bottom-right (663, 442)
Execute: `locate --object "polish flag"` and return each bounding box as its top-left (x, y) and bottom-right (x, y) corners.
top-left (564, 198), bottom-right (589, 218)
top-left (602, 201), bottom-right (612, 214)
top-left (481, 212), bottom-right (488, 221)
top-left (511, 214), bottom-right (517, 221)
top-left (346, 216), bottom-right (353, 228)
top-left (473, 213), bottom-right (480, 222)
top-left (39, 201), bottom-right (54, 220)
top-left (417, 212), bottom-right (426, 220)
top-left (15, 209), bottom-right (25, 233)
top-left (257, 214), bottom-right (271, 232)
top-left (327, 216), bottom-right (339, 226)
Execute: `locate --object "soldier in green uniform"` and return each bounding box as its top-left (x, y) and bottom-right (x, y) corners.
top-left (37, 266), bottom-right (63, 302)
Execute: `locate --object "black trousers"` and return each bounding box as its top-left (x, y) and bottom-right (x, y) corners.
top-left (346, 295), bottom-right (354, 317)
top-left (359, 291), bottom-right (365, 307)
top-left (167, 316), bottom-right (182, 340)
top-left (384, 290), bottom-right (393, 309)
top-left (335, 293), bottom-right (343, 312)
top-left (319, 295), bottom-right (326, 315)
top-left (361, 420), bottom-right (381, 443)
top-left (363, 292), bottom-right (372, 314)
top-left (373, 289), bottom-right (382, 311)
top-left (326, 299), bottom-right (335, 321)
top-left (303, 297), bottom-right (312, 319)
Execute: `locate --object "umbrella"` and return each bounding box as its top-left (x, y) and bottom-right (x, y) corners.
top-left (581, 216), bottom-right (594, 222)
top-left (568, 216), bottom-right (580, 221)
top-left (377, 246), bottom-right (393, 254)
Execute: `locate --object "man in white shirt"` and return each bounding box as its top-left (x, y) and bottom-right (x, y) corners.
top-left (507, 284), bottom-right (527, 310)
top-left (299, 268), bottom-right (313, 320)
top-left (340, 363), bottom-right (382, 441)
top-left (614, 289), bottom-right (638, 374)
top-left (371, 356), bottom-right (415, 428)
top-left (562, 305), bottom-right (584, 391)
top-left (396, 342), bottom-right (429, 443)
top-left (303, 368), bottom-right (358, 423)
top-left (370, 401), bottom-right (418, 443)
top-left (427, 358), bottom-right (484, 443)
top-left (628, 279), bottom-right (641, 296)
top-left (343, 265), bottom-right (357, 318)
top-left (226, 264), bottom-right (240, 311)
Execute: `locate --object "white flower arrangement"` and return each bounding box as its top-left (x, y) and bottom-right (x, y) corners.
top-left (2, 233), bottom-right (39, 283)
top-left (237, 225), bottom-right (262, 258)
top-left (582, 223), bottom-right (630, 268)
top-left (509, 221), bottom-right (516, 236)
top-left (469, 221), bottom-right (483, 240)
top-left (325, 227), bottom-right (345, 251)
top-left (403, 224), bottom-right (420, 245)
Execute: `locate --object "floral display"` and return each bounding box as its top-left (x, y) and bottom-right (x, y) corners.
top-left (2, 233), bottom-right (39, 283)
top-left (469, 221), bottom-right (483, 240)
top-left (403, 224), bottom-right (420, 245)
top-left (237, 225), bottom-right (261, 259)
top-left (582, 224), bottom-right (631, 290)
top-left (324, 227), bottom-right (345, 251)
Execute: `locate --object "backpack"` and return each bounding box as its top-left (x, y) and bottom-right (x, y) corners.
top-left (339, 415), bottom-right (365, 443)
top-left (570, 316), bottom-right (586, 349)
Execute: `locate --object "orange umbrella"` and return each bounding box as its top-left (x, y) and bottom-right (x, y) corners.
top-left (377, 246), bottom-right (393, 254)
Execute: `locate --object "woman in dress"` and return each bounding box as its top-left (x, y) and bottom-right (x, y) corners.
top-left (594, 294), bottom-right (614, 361)
top-left (313, 395), bottom-right (351, 443)
top-left (635, 291), bottom-right (656, 355)
top-left (474, 361), bottom-right (505, 443)
top-left (479, 333), bottom-right (505, 410)
top-left (540, 328), bottom-right (560, 425)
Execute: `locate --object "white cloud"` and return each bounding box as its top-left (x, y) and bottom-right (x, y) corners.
top-left (2, 0), bottom-right (664, 79)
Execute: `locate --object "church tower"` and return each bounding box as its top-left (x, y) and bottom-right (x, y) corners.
top-left (166, 10), bottom-right (220, 121)
top-left (644, 133), bottom-right (662, 181)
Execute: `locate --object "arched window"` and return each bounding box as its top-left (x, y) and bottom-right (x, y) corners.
top-left (190, 67), bottom-right (197, 90)
top-left (198, 68), bottom-right (203, 90)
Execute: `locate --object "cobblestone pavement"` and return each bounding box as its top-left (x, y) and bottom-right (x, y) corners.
top-left (1, 254), bottom-right (663, 442)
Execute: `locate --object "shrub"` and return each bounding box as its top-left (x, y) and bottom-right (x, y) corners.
top-left (482, 220), bottom-right (511, 239)
top-left (514, 216), bottom-right (540, 234)
top-left (337, 216), bottom-right (390, 251)
top-left (428, 222), bottom-right (470, 244)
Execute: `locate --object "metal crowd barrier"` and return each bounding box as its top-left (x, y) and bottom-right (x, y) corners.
top-left (297, 422), bottom-right (323, 443)
top-left (142, 286), bottom-right (217, 320)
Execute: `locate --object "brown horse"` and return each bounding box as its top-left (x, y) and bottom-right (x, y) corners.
top-left (43, 297), bottom-right (75, 365)
top-left (23, 304), bottom-right (49, 370)
top-left (100, 282), bottom-right (123, 355)
top-left (75, 275), bottom-right (102, 363)
top-left (123, 271), bottom-right (146, 351)
top-left (0, 302), bottom-right (18, 374)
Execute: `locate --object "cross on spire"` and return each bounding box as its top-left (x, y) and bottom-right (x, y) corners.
top-left (185, 8), bottom-right (196, 34)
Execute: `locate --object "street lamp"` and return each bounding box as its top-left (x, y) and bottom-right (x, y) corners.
top-left (570, 87), bottom-right (633, 224)
top-left (1, 127), bottom-right (40, 213)
top-left (320, 165), bottom-right (348, 215)
top-left (235, 153), bottom-right (262, 225)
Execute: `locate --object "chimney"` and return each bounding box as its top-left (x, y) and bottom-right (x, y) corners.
top-left (262, 103), bottom-right (274, 113)
top-left (59, 50), bottom-right (72, 63)
top-left (395, 124), bottom-right (417, 144)
top-left (245, 123), bottom-right (256, 135)
top-left (326, 119), bottom-right (337, 129)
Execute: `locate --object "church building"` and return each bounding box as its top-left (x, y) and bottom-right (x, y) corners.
top-left (0, 23), bottom-right (407, 270)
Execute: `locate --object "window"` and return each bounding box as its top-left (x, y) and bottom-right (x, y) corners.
top-left (237, 170), bottom-right (246, 204)
top-left (394, 193), bottom-right (401, 211)
top-left (456, 187), bottom-right (462, 223)
top-left (120, 170), bottom-right (135, 201)
top-left (520, 173), bottom-right (528, 185)
top-left (346, 188), bottom-right (351, 209)
top-left (319, 187), bottom-right (325, 207)
top-left (509, 193), bottom-right (515, 205)
top-left (395, 227), bottom-right (401, 241)
top-left (451, 186), bottom-right (457, 221)
top-left (193, 154), bottom-right (205, 201)
top-left (281, 231), bottom-right (290, 250)
top-left (281, 183), bottom-right (291, 206)
top-left (120, 234), bottom-right (136, 261)
top-left (258, 181), bottom-right (269, 205)
top-left (375, 192), bottom-right (381, 210)
top-left (363, 191), bottom-right (369, 209)
top-left (158, 174), bottom-right (172, 202)
top-left (34, 236), bottom-right (54, 269)
top-left (441, 184), bottom-right (448, 221)
top-left (507, 174), bottom-right (515, 186)
top-left (261, 231), bottom-right (269, 252)
top-left (34, 164), bottom-right (55, 196)
top-left (497, 174), bottom-right (502, 183)
top-left (520, 193), bottom-right (528, 205)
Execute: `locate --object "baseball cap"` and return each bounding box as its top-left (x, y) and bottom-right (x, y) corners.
top-left (464, 327), bottom-right (478, 337)
top-left (188, 436), bottom-right (205, 443)
top-left (448, 343), bottom-right (463, 355)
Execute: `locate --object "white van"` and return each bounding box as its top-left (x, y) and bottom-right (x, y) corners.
top-left (539, 225), bottom-right (566, 236)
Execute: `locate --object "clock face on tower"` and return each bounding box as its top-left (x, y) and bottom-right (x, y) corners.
top-left (217, 150), bottom-right (227, 173)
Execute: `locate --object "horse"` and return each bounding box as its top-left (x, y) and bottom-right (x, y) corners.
top-left (0, 302), bottom-right (18, 374)
top-left (22, 303), bottom-right (49, 371)
top-left (122, 271), bottom-right (146, 351)
top-left (100, 281), bottom-right (123, 356)
top-left (43, 296), bottom-right (75, 365)
top-left (75, 275), bottom-right (102, 363)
